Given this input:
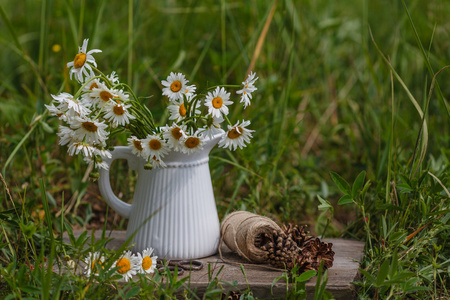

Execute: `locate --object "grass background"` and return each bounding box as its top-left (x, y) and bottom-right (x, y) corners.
top-left (0, 0), bottom-right (449, 299)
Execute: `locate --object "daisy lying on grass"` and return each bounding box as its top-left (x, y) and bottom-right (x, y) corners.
top-left (46, 38), bottom-right (259, 174)
top-left (82, 248), bottom-right (158, 281)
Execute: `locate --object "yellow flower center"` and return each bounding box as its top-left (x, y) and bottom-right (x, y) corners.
top-left (113, 104), bottom-right (125, 116)
top-left (52, 44), bottom-right (61, 53)
top-left (82, 121), bottom-right (98, 133)
top-left (179, 103), bottom-right (187, 117)
top-left (149, 139), bottom-right (162, 150)
top-left (212, 97), bottom-right (223, 109)
top-left (91, 259), bottom-right (103, 272)
top-left (73, 53), bottom-right (87, 69)
top-left (142, 256), bottom-right (153, 271)
top-left (133, 140), bottom-right (143, 151)
top-left (116, 257), bottom-right (131, 274)
top-left (228, 127), bottom-right (243, 139)
top-left (171, 128), bottom-right (183, 140)
top-left (89, 82), bottom-right (99, 90)
top-left (100, 91), bottom-right (113, 102)
top-left (170, 80), bottom-right (182, 92)
top-left (185, 137), bottom-right (200, 149)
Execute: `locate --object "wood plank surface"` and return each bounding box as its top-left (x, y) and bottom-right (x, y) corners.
top-left (63, 230), bottom-right (365, 299)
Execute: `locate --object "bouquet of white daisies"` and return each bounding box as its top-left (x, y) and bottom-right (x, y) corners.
top-left (46, 39), bottom-right (258, 174)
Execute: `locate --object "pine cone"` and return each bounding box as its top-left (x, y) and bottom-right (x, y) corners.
top-left (294, 238), bottom-right (335, 273)
top-left (258, 230), bottom-right (299, 268)
top-left (282, 223), bottom-right (313, 248)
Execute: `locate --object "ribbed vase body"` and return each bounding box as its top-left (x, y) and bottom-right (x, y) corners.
top-left (98, 134), bottom-right (222, 260)
top-left (126, 158), bottom-right (220, 259)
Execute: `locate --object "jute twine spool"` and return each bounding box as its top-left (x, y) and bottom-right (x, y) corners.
top-left (220, 211), bottom-right (282, 263)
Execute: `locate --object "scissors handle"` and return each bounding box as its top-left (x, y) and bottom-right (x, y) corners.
top-left (177, 260), bottom-right (203, 271)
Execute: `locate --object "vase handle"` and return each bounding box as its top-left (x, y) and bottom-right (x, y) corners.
top-left (98, 146), bottom-right (139, 219)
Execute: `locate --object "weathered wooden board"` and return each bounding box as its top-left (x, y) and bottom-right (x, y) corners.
top-left (63, 230), bottom-right (364, 299)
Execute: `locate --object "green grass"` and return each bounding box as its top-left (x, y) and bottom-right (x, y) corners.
top-left (1, 0), bottom-right (449, 299)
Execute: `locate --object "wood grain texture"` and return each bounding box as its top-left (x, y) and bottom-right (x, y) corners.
top-left (64, 230), bottom-right (364, 299)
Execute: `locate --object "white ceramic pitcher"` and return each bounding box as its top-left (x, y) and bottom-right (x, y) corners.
top-left (98, 134), bottom-right (222, 259)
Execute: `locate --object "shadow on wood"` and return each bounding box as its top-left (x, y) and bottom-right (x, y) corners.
top-left (63, 230), bottom-right (364, 299)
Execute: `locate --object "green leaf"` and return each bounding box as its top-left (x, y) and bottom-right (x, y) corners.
top-left (21, 286), bottom-right (41, 294)
top-left (397, 183), bottom-right (414, 193)
top-left (330, 171), bottom-right (351, 195)
top-left (317, 195), bottom-right (332, 211)
top-left (351, 171), bottom-right (366, 198)
top-left (297, 270), bottom-right (316, 282)
top-left (125, 286), bottom-right (140, 298)
top-left (39, 119), bottom-right (54, 133)
top-left (338, 195), bottom-right (353, 205)
top-left (376, 259), bottom-right (390, 287)
top-left (359, 269), bottom-right (376, 285)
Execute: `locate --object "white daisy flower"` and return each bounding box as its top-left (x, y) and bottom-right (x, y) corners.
top-left (66, 38), bottom-right (102, 83)
top-left (204, 87), bottom-right (233, 118)
top-left (82, 148), bottom-right (111, 170)
top-left (50, 93), bottom-right (91, 120)
top-left (161, 72), bottom-right (189, 102)
top-left (114, 250), bottom-right (140, 282)
top-left (90, 83), bottom-right (117, 108)
top-left (179, 130), bottom-right (205, 155)
top-left (81, 78), bottom-right (103, 107)
top-left (69, 116), bottom-right (109, 146)
top-left (94, 147), bottom-right (112, 159)
top-left (114, 88), bottom-right (130, 102)
top-left (162, 124), bottom-right (187, 152)
top-left (181, 84), bottom-right (197, 99)
top-left (57, 125), bottom-right (77, 146)
top-left (128, 136), bottom-right (145, 157)
top-left (107, 71), bottom-right (120, 85)
top-left (67, 141), bottom-right (97, 157)
top-left (148, 155), bottom-right (167, 168)
top-left (219, 120), bottom-right (254, 151)
top-left (200, 115), bottom-right (225, 140)
top-left (83, 251), bottom-right (105, 277)
top-left (167, 97), bottom-right (201, 122)
top-left (67, 142), bottom-right (112, 159)
top-left (103, 101), bottom-right (135, 127)
top-left (142, 134), bottom-right (170, 161)
top-left (45, 103), bottom-right (65, 120)
top-left (236, 71), bottom-right (258, 109)
top-left (84, 156), bottom-right (110, 170)
top-left (137, 248), bottom-right (158, 274)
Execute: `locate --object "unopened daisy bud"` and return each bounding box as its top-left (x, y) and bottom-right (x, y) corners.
top-left (89, 172), bottom-right (100, 180)
top-left (67, 259), bottom-right (76, 269)
top-left (144, 163), bottom-right (153, 170)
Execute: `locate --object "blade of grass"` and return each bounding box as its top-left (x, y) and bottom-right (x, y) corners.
top-left (221, 0), bottom-right (226, 81)
top-left (78, 0), bottom-right (85, 42)
top-left (91, 0), bottom-right (106, 46)
top-left (386, 61), bottom-right (395, 204)
top-left (246, 0), bottom-right (277, 77)
top-left (0, 4), bottom-right (23, 52)
top-left (38, 0), bottom-right (48, 74)
top-left (190, 33), bottom-right (214, 81)
top-left (64, 0), bottom-right (79, 46)
top-left (210, 155), bottom-right (262, 179)
top-left (128, 0), bottom-right (133, 85)
top-left (369, 27), bottom-right (428, 178)
top-left (401, 0), bottom-right (450, 120)
top-left (2, 114), bottom-right (45, 176)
